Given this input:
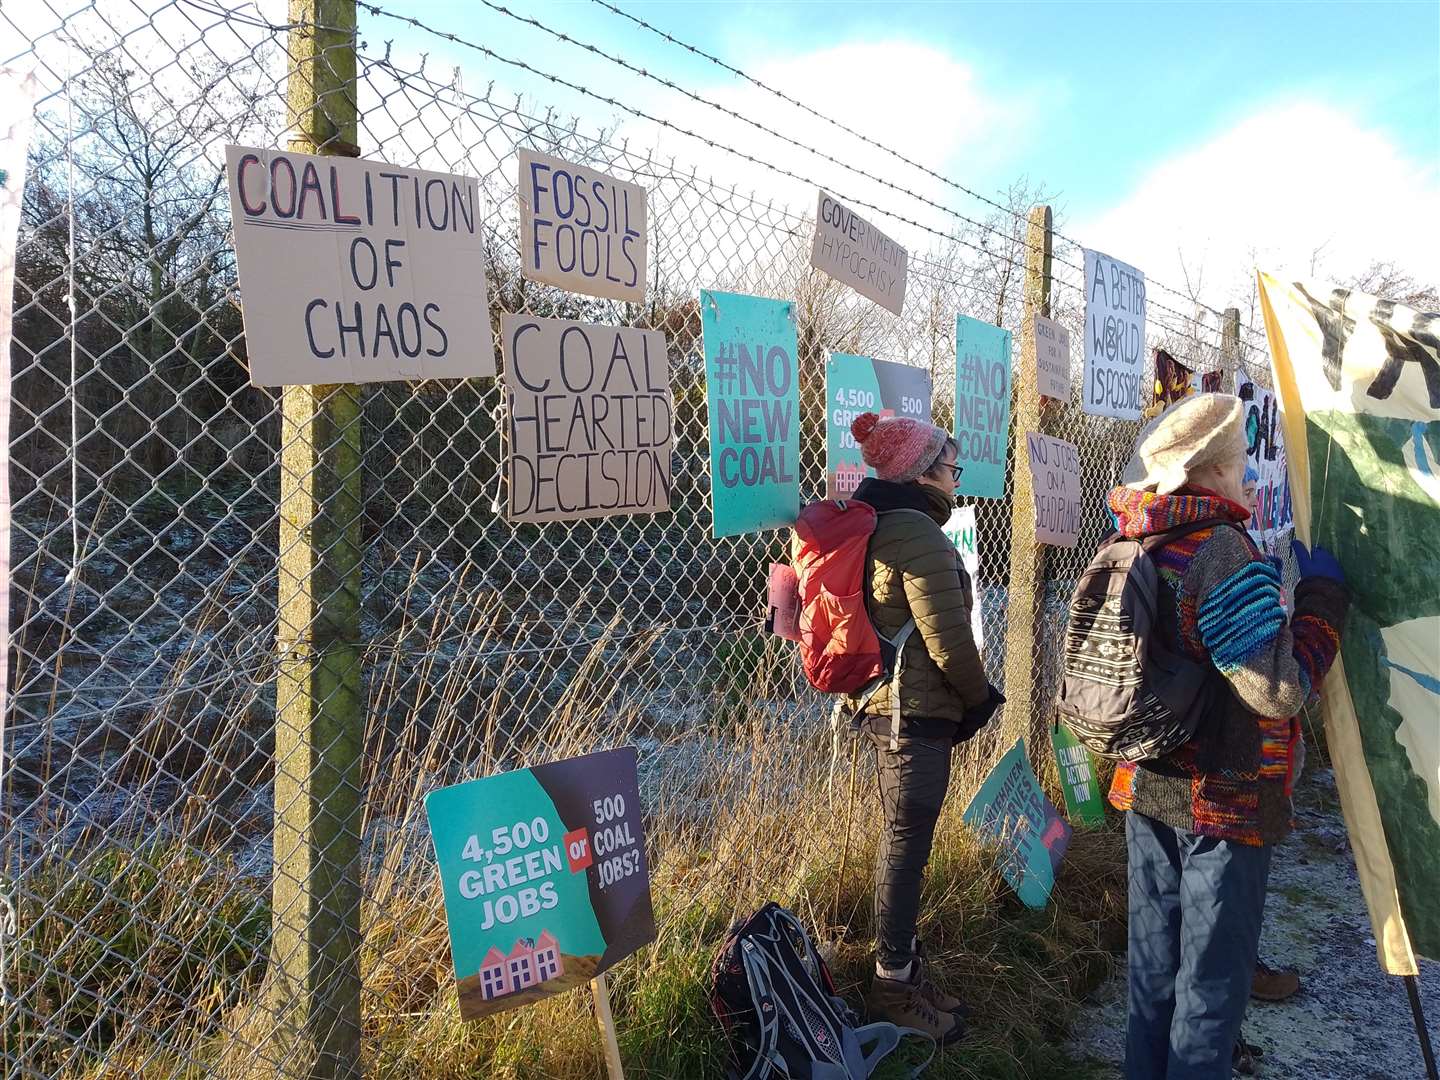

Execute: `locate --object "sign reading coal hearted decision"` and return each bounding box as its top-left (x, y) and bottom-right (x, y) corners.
top-left (826, 352), bottom-right (932, 498)
top-left (425, 747), bottom-right (656, 1020)
top-left (954, 315), bottom-right (1012, 500)
top-left (517, 149), bottom-right (646, 303)
top-left (701, 290), bottom-right (800, 537)
top-left (1034, 314), bottom-right (1072, 401)
top-left (963, 739), bottom-right (1072, 909)
top-left (1025, 432), bottom-right (1082, 547)
top-left (810, 191), bottom-right (908, 316)
top-left (225, 145), bottom-right (494, 386)
top-left (1082, 248), bottom-right (1146, 419)
top-left (501, 315), bottom-right (673, 523)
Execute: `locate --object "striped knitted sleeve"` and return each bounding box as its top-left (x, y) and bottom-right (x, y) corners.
top-left (1185, 526), bottom-right (1349, 718)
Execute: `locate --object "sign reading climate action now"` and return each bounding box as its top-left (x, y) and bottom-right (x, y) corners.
top-left (501, 315), bottom-right (673, 523)
top-left (1082, 248), bottom-right (1146, 420)
top-left (225, 145), bottom-right (494, 386)
top-left (425, 747), bottom-right (656, 1021)
top-left (825, 352), bottom-right (932, 498)
top-left (810, 191), bottom-right (908, 316)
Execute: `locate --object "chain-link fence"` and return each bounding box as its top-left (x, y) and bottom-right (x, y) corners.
top-left (1, 2), bottom-right (1278, 1077)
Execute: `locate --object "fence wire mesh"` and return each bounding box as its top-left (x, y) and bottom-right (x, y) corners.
top-left (2, 2), bottom-right (1277, 1076)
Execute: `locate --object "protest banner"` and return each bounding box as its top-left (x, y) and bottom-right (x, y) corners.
top-left (1235, 369), bottom-right (1293, 556)
top-left (825, 352), bottom-right (932, 498)
top-left (0, 68), bottom-right (38, 732)
top-left (962, 739), bottom-right (1072, 909)
top-left (225, 146), bottom-right (494, 386)
top-left (501, 315), bottom-right (673, 523)
top-left (1082, 248), bottom-right (1146, 419)
top-left (954, 316), bottom-right (1012, 499)
top-left (700, 290), bottom-right (800, 537)
top-left (1261, 273), bottom-right (1440, 974)
top-left (940, 505), bottom-right (984, 649)
top-left (1024, 432), bottom-right (1081, 548)
top-left (1034, 313), bottom-right (1072, 401)
top-left (517, 148), bottom-right (646, 303)
top-left (1051, 725), bottom-right (1106, 827)
top-left (1149, 348), bottom-right (1221, 417)
top-left (810, 191), bottom-right (907, 315)
top-left (425, 746), bottom-right (656, 1021)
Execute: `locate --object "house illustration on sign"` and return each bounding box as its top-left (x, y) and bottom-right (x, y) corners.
top-left (477, 931), bottom-right (564, 1000)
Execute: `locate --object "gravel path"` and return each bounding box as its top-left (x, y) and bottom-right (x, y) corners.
top-left (1066, 766), bottom-right (1440, 1079)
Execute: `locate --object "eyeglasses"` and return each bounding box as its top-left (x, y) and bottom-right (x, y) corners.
top-left (941, 463), bottom-right (964, 482)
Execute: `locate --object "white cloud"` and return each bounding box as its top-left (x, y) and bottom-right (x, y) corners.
top-left (1074, 101), bottom-right (1440, 313)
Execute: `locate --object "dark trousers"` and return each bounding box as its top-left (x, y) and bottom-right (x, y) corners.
top-left (868, 731), bottom-right (952, 970)
top-left (1125, 810), bottom-right (1272, 1080)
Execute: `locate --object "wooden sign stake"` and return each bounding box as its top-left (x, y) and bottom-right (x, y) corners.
top-left (591, 975), bottom-right (625, 1080)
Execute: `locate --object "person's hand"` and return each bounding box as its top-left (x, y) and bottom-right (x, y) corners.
top-left (1291, 539), bottom-right (1346, 584)
top-left (958, 683), bottom-right (1005, 740)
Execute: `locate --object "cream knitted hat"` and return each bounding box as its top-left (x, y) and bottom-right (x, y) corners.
top-left (1121, 393), bottom-right (1247, 494)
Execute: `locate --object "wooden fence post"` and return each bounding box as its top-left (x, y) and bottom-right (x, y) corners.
top-left (267, 2), bottom-right (364, 1078)
top-left (999, 205), bottom-right (1054, 756)
top-left (1221, 305), bottom-right (1241, 388)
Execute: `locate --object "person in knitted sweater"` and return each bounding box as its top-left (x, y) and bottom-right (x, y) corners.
top-left (1102, 394), bottom-right (1349, 1080)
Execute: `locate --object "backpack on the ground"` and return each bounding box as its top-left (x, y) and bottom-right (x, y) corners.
top-left (710, 902), bottom-right (931, 1080)
top-left (1056, 519), bottom-right (1238, 762)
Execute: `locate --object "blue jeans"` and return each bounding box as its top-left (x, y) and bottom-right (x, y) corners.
top-left (1125, 811), bottom-right (1272, 1080)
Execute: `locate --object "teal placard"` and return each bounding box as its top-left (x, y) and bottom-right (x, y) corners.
top-left (962, 738), bottom-right (1072, 909)
top-left (954, 315), bottom-right (1012, 500)
top-left (701, 290), bottom-right (800, 537)
top-left (825, 352), bottom-right (933, 498)
top-left (1052, 724), bottom-right (1107, 827)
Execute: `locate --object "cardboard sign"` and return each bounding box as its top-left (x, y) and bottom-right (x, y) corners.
top-left (701, 290), bottom-right (800, 537)
top-left (1082, 248), bottom-right (1146, 419)
top-left (810, 191), bottom-right (907, 316)
top-left (1235, 371), bottom-right (1293, 553)
top-left (1052, 725), bottom-right (1106, 827)
top-left (517, 149), bottom-right (646, 303)
top-left (954, 316), bottom-right (1012, 499)
top-left (1034, 314), bottom-right (1072, 401)
top-left (225, 145), bottom-right (494, 386)
top-left (501, 315), bottom-right (672, 522)
top-left (1025, 432), bottom-right (1081, 548)
top-left (963, 739), bottom-right (1072, 909)
top-left (941, 505), bottom-right (984, 650)
top-left (825, 353), bottom-right (932, 498)
top-left (767, 563), bottom-right (801, 641)
top-left (425, 747), bottom-right (655, 1020)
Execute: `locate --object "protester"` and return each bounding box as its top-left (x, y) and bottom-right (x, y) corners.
top-left (844, 412), bottom-right (1004, 1046)
top-left (1102, 394), bottom-right (1349, 1079)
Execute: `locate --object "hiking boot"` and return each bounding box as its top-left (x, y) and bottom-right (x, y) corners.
top-left (866, 973), bottom-right (965, 1045)
top-left (909, 943), bottom-right (972, 1018)
top-left (1251, 959), bottom-right (1301, 1002)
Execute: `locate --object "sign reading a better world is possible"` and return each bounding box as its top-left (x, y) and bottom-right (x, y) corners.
top-left (1082, 248), bottom-right (1146, 420)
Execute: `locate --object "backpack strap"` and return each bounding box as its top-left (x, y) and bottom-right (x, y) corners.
top-left (1136, 516), bottom-right (1241, 554)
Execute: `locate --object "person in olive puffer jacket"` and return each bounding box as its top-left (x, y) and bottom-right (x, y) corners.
top-left (844, 411), bottom-right (1004, 1046)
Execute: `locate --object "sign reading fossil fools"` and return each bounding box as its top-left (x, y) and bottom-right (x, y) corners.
top-left (225, 146), bottom-right (494, 386)
top-left (517, 149), bottom-right (646, 303)
top-left (810, 191), bottom-right (907, 316)
top-left (1082, 248), bottom-right (1146, 420)
top-left (425, 747), bottom-right (656, 1020)
top-left (501, 315), bottom-right (673, 523)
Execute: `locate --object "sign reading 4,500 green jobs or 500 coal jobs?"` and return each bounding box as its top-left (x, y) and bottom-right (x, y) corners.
top-left (701, 290), bottom-right (800, 537)
top-left (825, 352), bottom-right (932, 498)
top-left (954, 315), bottom-right (1012, 500)
top-left (425, 747), bottom-right (656, 1021)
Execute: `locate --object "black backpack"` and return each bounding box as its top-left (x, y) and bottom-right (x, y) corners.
top-left (1056, 519), bottom-right (1238, 762)
top-left (710, 903), bottom-right (930, 1079)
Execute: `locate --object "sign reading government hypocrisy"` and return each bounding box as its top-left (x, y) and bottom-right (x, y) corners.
top-left (1025, 432), bottom-right (1082, 547)
top-left (825, 353), bottom-right (932, 498)
top-left (1082, 248), bottom-right (1146, 420)
top-left (501, 315), bottom-right (673, 523)
top-left (954, 315), bottom-right (1012, 500)
top-left (1260, 273), bottom-right (1440, 975)
top-left (517, 149), bottom-right (646, 303)
top-left (701, 290), bottom-right (800, 537)
top-left (425, 747), bottom-right (656, 1020)
top-left (963, 739), bottom-right (1072, 909)
top-left (225, 146), bottom-right (494, 386)
top-left (810, 191), bottom-right (908, 316)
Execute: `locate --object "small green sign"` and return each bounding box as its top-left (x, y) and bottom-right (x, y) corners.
top-left (1052, 725), bottom-right (1107, 827)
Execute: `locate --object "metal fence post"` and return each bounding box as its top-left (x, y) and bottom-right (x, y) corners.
top-left (267, 2), bottom-right (364, 1078)
top-left (999, 205), bottom-right (1054, 755)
